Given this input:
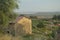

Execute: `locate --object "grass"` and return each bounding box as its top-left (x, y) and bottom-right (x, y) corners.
top-left (0, 19), bottom-right (58, 40)
top-left (0, 34), bottom-right (12, 40)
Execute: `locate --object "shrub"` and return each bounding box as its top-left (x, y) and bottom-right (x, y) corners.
top-left (37, 21), bottom-right (45, 28)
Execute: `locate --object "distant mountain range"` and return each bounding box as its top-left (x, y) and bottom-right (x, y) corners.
top-left (17, 12), bottom-right (60, 16)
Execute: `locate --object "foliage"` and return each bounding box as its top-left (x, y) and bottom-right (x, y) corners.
top-left (37, 21), bottom-right (45, 28)
top-left (52, 15), bottom-right (60, 20)
top-left (0, 0), bottom-right (18, 34)
top-left (0, 0), bottom-right (18, 27)
top-left (30, 16), bottom-right (37, 19)
top-left (32, 19), bottom-right (59, 40)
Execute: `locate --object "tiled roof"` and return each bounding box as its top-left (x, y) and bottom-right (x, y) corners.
top-left (16, 16), bottom-right (24, 22)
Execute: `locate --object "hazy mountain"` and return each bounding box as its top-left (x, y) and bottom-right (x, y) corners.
top-left (18, 12), bottom-right (60, 16)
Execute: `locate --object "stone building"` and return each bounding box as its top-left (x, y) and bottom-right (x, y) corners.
top-left (5, 21), bottom-right (15, 36)
top-left (15, 16), bottom-right (32, 36)
top-left (5, 15), bottom-right (32, 36)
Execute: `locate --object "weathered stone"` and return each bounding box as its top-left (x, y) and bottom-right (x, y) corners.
top-left (15, 16), bottom-right (32, 36)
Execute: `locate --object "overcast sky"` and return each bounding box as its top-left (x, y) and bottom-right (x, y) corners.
top-left (17, 0), bottom-right (60, 12)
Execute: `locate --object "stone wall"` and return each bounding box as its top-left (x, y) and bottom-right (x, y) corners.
top-left (15, 17), bottom-right (32, 36)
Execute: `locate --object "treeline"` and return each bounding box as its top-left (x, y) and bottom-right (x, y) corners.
top-left (52, 15), bottom-right (60, 20)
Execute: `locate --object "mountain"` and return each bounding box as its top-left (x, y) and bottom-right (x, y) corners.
top-left (17, 12), bottom-right (60, 16)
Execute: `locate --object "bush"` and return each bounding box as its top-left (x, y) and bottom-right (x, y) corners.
top-left (37, 21), bottom-right (45, 28)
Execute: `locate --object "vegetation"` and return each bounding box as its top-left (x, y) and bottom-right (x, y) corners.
top-left (52, 15), bottom-right (60, 20)
top-left (0, 0), bottom-right (18, 33)
top-left (30, 16), bottom-right (37, 19)
top-left (0, 0), bottom-right (18, 26)
top-left (0, 0), bottom-right (60, 40)
top-left (32, 19), bottom-right (59, 40)
top-left (37, 21), bottom-right (45, 28)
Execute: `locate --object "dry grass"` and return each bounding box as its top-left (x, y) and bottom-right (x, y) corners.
top-left (0, 34), bottom-right (12, 40)
top-left (0, 34), bottom-right (23, 40)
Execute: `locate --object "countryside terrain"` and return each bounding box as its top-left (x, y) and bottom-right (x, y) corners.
top-left (0, 0), bottom-right (60, 40)
top-left (0, 12), bottom-right (60, 40)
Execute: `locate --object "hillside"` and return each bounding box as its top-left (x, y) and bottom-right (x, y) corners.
top-left (18, 12), bottom-right (60, 16)
top-left (17, 12), bottom-right (60, 18)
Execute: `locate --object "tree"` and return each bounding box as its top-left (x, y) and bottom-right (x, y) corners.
top-left (0, 0), bottom-right (18, 27)
top-left (52, 15), bottom-right (57, 20)
top-left (57, 15), bottom-right (60, 20)
top-left (30, 16), bottom-right (37, 19)
top-left (0, 0), bottom-right (18, 33)
top-left (52, 15), bottom-right (60, 20)
top-left (37, 21), bottom-right (45, 28)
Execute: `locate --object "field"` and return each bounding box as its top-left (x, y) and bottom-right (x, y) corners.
top-left (0, 16), bottom-right (60, 40)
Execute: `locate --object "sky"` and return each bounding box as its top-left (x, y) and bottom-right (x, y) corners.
top-left (16, 0), bottom-right (60, 12)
